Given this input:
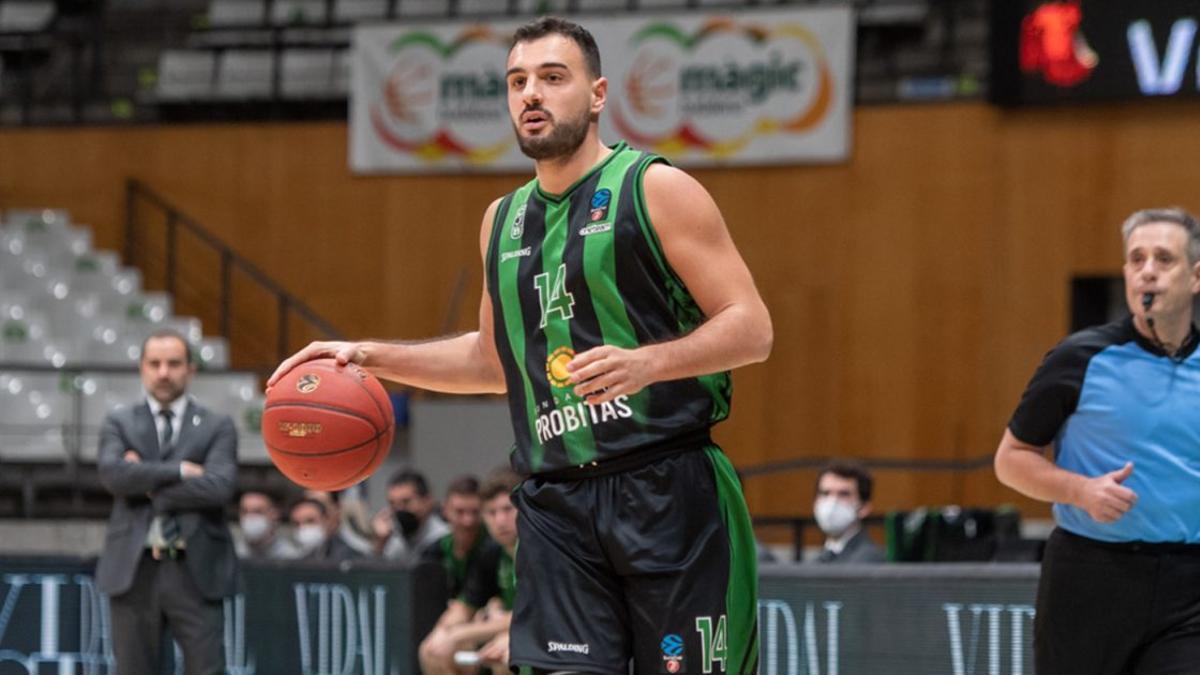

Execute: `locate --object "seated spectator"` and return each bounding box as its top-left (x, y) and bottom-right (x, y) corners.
top-left (420, 475), bottom-right (490, 601)
top-left (235, 491), bottom-right (301, 560)
top-left (305, 488), bottom-right (374, 555)
top-left (814, 461), bottom-right (886, 564)
top-left (290, 497), bottom-right (364, 564)
top-left (373, 469), bottom-right (449, 565)
top-left (418, 469), bottom-right (519, 675)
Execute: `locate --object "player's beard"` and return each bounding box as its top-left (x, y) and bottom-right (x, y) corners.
top-left (515, 103), bottom-right (592, 161)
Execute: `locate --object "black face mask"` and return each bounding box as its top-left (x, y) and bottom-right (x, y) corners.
top-left (394, 510), bottom-right (420, 538)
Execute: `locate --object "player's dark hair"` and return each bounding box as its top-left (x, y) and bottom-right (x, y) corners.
top-left (480, 468), bottom-right (521, 502)
top-left (511, 16), bottom-right (601, 79)
top-left (446, 475), bottom-right (480, 498)
top-left (388, 469), bottom-right (430, 497)
top-left (816, 461), bottom-right (874, 503)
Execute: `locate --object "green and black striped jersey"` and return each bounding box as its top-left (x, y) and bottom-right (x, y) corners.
top-left (485, 141), bottom-right (732, 475)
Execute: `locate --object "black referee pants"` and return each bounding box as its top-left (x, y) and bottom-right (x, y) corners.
top-left (1035, 529), bottom-right (1200, 675)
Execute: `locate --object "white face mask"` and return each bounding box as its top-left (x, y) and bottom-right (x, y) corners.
top-left (814, 497), bottom-right (859, 537)
top-left (295, 524), bottom-right (327, 552)
top-left (240, 514), bottom-right (271, 543)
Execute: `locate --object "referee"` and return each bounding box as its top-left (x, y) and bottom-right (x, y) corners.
top-left (995, 207), bottom-right (1200, 674)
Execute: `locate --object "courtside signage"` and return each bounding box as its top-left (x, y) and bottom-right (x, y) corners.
top-left (350, 7), bottom-right (854, 173)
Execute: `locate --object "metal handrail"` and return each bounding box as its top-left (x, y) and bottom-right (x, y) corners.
top-left (124, 179), bottom-right (343, 368)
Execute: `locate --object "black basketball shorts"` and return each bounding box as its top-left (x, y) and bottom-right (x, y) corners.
top-left (508, 444), bottom-right (759, 674)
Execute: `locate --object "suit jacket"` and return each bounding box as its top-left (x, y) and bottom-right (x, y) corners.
top-left (95, 397), bottom-right (239, 600)
top-left (818, 528), bottom-right (887, 564)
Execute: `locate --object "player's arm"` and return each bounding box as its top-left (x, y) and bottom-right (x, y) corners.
top-left (267, 201), bottom-right (507, 394)
top-left (994, 428), bottom-right (1136, 524)
top-left (567, 163), bottom-right (773, 403)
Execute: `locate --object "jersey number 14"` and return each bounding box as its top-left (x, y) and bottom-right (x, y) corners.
top-left (534, 263), bottom-right (576, 328)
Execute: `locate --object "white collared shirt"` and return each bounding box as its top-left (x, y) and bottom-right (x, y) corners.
top-left (145, 393), bottom-right (189, 447)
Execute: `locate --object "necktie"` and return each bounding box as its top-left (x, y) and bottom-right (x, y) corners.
top-left (158, 408), bottom-right (180, 547)
top-left (158, 409), bottom-right (174, 451)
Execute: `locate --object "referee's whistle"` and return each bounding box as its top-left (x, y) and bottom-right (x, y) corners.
top-left (1142, 293), bottom-right (1155, 312)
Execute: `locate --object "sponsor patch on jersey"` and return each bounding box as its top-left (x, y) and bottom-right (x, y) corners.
top-left (579, 222), bottom-right (613, 237)
top-left (545, 346), bottom-right (575, 388)
top-left (589, 188), bottom-right (612, 222)
top-left (510, 203), bottom-right (526, 239)
top-left (660, 633), bottom-right (685, 673)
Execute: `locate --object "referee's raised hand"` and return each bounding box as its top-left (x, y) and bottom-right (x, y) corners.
top-left (1076, 462), bottom-right (1138, 523)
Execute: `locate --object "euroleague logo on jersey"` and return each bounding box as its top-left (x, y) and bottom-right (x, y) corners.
top-left (589, 188), bottom-right (612, 222)
top-left (660, 633), bottom-right (685, 673)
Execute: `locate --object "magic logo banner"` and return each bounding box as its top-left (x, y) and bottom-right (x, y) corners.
top-left (350, 7), bottom-right (854, 173)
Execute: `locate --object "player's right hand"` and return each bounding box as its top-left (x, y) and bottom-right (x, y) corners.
top-left (1075, 462), bottom-right (1137, 523)
top-left (267, 341), bottom-right (366, 389)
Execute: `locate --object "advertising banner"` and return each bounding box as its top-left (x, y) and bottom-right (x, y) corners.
top-left (350, 7), bottom-right (854, 173)
top-left (992, 1), bottom-right (1200, 105)
top-left (0, 557), bottom-right (443, 675)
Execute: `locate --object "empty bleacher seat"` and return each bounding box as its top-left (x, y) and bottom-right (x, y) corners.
top-left (397, 0), bottom-right (449, 18)
top-left (281, 48), bottom-right (336, 99)
top-left (271, 0), bottom-right (326, 26)
top-left (196, 336), bottom-right (230, 370)
top-left (207, 0), bottom-right (265, 27)
top-left (0, 1), bottom-right (54, 33)
top-left (330, 48), bottom-right (350, 97)
top-left (156, 50), bottom-right (217, 101)
top-left (333, 0), bottom-right (387, 23)
top-left (216, 49), bottom-right (275, 99)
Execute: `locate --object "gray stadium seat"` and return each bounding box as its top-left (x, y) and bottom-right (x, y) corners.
top-left (156, 50), bottom-right (217, 101)
top-left (0, 1), bottom-right (54, 32)
top-left (281, 48), bottom-right (336, 99)
top-left (271, 0), bottom-right (326, 26)
top-left (207, 0), bottom-right (265, 27)
top-left (215, 49), bottom-right (274, 100)
top-left (197, 336), bottom-right (230, 370)
top-left (333, 0), bottom-right (387, 23)
top-left (396, 0), bottom-right (448, 17)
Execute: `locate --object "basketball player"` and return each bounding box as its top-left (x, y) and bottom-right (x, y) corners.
top-left (271, 16), bottom-right (772, 673)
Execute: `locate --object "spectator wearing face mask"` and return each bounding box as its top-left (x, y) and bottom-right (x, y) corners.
top-left (236, 491), bottom-right (301, 560)
top-left (813, 461), bottom-right (885, 564)
top-left (290, 498), bottom-right (363, 564)
top-left (372, 469), bottom-right (449, 566)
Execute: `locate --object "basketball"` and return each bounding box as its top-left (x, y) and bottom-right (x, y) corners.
top-left (262, 358), bottom-right (394, 491)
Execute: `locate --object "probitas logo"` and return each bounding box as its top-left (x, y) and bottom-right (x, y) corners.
top-left (611, 18), bottom-right (836, 160)
top-left (1019, 1), bottom-right (1098, 87)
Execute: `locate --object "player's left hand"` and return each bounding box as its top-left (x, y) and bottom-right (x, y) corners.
top-left (567, 345), bottom-right (654, 404)
top-left (478, 631), bottom-right (509, 668)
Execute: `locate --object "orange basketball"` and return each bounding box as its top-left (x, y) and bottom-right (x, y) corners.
top-left (262, 359), bottom-right (394, 491)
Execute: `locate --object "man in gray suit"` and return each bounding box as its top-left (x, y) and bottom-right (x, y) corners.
top-left (96, 329), bottom-right (239, 675)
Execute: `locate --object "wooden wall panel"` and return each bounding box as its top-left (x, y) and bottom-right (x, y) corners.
top-left (4, 100), bottom-right (1200, 520)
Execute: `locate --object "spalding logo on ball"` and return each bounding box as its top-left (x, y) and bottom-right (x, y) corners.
top-left (263, 359), bottom-right (394, 491)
